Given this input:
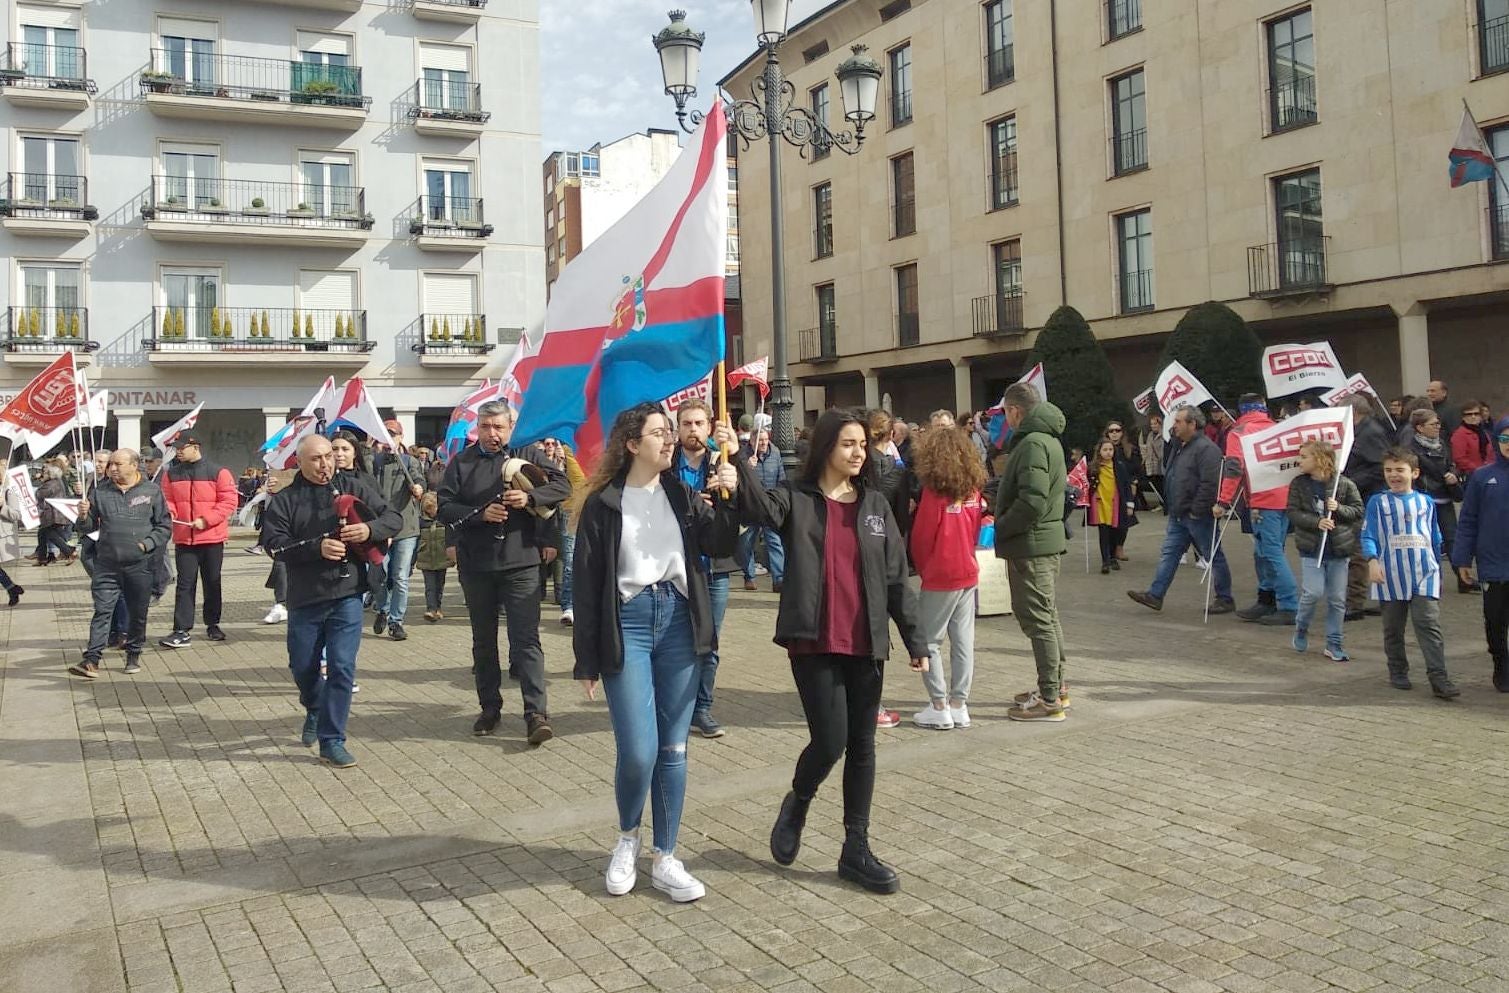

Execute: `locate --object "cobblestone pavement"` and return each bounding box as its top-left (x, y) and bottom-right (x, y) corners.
top-left (3, 525), bottom-right (1508, 993)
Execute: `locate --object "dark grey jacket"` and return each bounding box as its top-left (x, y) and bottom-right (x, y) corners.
top-left (437, 443), bottom-right (571, 574)
top-left (260, 472), bottom-right (404, 609)
top-left (81, 477), bottom-right (171, 569)
top-left (374, 452), bottom-right (421, 539)
top-left (1343, 415), bottom-right (1391, 499)
top-left (1164, 432), bottom-right (1223, 519)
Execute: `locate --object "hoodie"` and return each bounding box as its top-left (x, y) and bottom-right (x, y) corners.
top-left (993, 401), bottom-right (1068, 560)
top-left (1451, 415), bottom-right (1509, 583)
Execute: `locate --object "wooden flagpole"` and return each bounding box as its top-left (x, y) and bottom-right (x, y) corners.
top-left (715, 361), bottom-right (730, 497)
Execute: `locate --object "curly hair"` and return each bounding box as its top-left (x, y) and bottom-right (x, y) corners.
top-left (912, 427), bottom-right (985, 502)
top-left (575, 402), bottom-right (668, 511)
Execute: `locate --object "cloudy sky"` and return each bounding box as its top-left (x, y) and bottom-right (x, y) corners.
top-left (540, 0), bottom-right (830, 154)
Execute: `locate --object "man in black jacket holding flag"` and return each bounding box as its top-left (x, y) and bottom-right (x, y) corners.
top-left (438, 401), bottom-right (571, 745)
top-left (261, 434), bottom-right (403, 769)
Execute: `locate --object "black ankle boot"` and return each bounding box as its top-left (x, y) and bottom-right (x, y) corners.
top-left (770, 792), bottom-right (810, 866)
top-left (1493, 657), bottom-right (1509, 693)
top-left (838, 827), bottom-right (900, 894)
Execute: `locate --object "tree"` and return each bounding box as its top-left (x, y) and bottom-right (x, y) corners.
top-left (1159, 301), bottom-right (1264, 408)
top-left (1026, 305), bottom-right (1133, 456)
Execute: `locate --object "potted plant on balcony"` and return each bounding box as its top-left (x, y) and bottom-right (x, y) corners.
top-left (203, 197), bottom-right (229, 215)
top-left (286, 202), bottom-right (316, 219)
top-left (0, 64), bottom-right (25, 85)
top-left (141, 69), bottom-right (182, 94)
top-left (47, 195), bottom-right (79, 210)
top-left (158, 194), bottom-right (187, 213)
top-left (409, 216), bottom-right (427, 236)
top-left (243, 197), bottom-right (268, 217)
top-left (293, 79), bottom-right (340, 107)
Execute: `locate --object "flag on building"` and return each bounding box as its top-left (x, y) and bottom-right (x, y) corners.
top-left (330, 378), bottom-right (397, 449)
top-left (1449, 105), bottom-right (1496, 188)
top-left (0, 351), bottom-right (79, 438)
top-left (151, 402), bottom-right (204, 461)
top-left (509, 107), bottom-right (729, 468)
top-left (728, 357), bottom-right (770, 398)
top-left (985, 363), bottom-right (1049, 448)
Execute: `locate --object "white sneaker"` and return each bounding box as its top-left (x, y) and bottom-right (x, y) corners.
top-left (754, 565), bottom-right (769, 576)
top-left (949, 703), bottom-right (971, 729)
top-left (560, 608), bottom-right (574, 627)
top-left (651, 852), bottom-right (705, 902)
top-left (911, 704), bottom-right (954, 730)
top-left (263, 603), bottom-right (287, 624)
top-left (605, 833), bottom-right (640, 896)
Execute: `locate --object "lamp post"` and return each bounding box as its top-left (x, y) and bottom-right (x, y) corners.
top-left (653, 5), bottom-right (881, 470)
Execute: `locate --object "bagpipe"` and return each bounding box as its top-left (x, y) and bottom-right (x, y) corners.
top-left (266, 484), bottom-right (389, 593)
top-left (450, 452), bottom-right (558, 528)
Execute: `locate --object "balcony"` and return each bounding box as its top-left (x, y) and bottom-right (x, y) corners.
top-left (413, 0), bottom-right (488, 24)
top-left (145, 307), bottom-right (374, 367)
top-left (409, 195), bottom-right (491, 251)
top-left (798, 327), bottom-right (839, 364)
top-left (1489, 205), bottom-right (1509, 261)
top-left (140, 177), bottom-right (371, 249)
top-left (1268, 74), bottom-right (1318, 134)
top-left (1119, 269), bottom-right (1155, 314)
top-left (1, 43), bottom-right (96, 110)
top-left (1247, 238), bottom-right (1331, 297)
top-left (985, 44), bottom-right (1013, 89)
top-left (1, 173), bottom-right (96, 238)
top-left (4, 307), bottom-right (98, 366)
top-left (1111, 128), bottom-right (1148, 177)
top-left (408, 80), bottom-right (490, 138)
top-left (972, 293), bottom-right (1025, 338)
top-left (1481, 14), bottom-right (1509, 76)
top-left (411, 314), bottom-right (494, 366)
top-left (988, 153), bottom-right (1019, 210)
top-left (242, 0), bottom-right (363, 10)
top-left (140, 51), bottom-right (370, 129)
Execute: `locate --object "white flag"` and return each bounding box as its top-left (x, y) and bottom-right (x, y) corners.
top-left (1238, 407), bottom-right (1354, 495)
top-left (151, 401), bottom-right (205, 461)
top-left (1320, 372), bottom-right (1379, 408)
top-left (4, 466), bottom-right (39, 529)
top-left (1261, 341), bottom-right (1348, 396)
top-left (1019, 362), bottom-right (1047, 403)
top-left (1154, 360), bottom-right (1215, 438)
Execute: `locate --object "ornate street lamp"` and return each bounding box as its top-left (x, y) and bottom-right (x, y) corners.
top-left (652, 6), bottom-right (881, 471)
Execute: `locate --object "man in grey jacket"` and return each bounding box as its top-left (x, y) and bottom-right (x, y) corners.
top-left (1128, 406), bottom-right (1235, 613)
top-left (372, 419), bottom-right (423, 642)
top-left (68, 449), bottom-right (171, 678)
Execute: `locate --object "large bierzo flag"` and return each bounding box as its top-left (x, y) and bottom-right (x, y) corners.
top-left (1260, 341), bottom-right (1347, 397)
top-left (1237, 406), bottom-right (1354, 496)
top-left (510, 108), bottom-right (729, 467)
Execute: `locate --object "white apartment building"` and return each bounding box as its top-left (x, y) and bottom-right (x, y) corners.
top-left (0, 0), bottom-right (542, 467)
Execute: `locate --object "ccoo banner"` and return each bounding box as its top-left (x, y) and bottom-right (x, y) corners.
top-left (1261, 341), bottom-right (1348, 397)
top-left (1320, 372), bottom-right (1380, 408)
top-left (1238, 407), bottom-right (1354, 495)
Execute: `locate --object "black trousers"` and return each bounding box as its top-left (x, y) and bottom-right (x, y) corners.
top-left (265, 559), bottom-right (286, 604)
top-left (39, 524), bottom-right (74, 559)
top-left (1485, 580), bottom-right (1509, 664)
top-left (173, 543), bottom-right (225, 632)
top-left (423, 569), bottom-right (447, 612)
top-left (790, 654), bottom-right (884, 832)
top-left (151, 543), bottom-right (172, 598)
top-left (84, 560), bottom-right (152, 661)
top-left (460, 566), bottom-right (546, 718)
top-left (1097, 524), bottom-right (1127, 565)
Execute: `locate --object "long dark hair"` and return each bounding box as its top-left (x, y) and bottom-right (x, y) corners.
top-left (801, 408), bottom-right (882, 488)
top-left (576, 402), bottom-right (667, 510)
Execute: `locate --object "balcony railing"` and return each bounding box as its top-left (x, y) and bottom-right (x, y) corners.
top-left (409, 80), bottom-right (490, 123)
top-left (1, 174), bottom-right (96, 220)
top-left (897, 312), bottom-right (920, 348)
top-left (140, 50), bottom-right (370, 110)
top-left (972, 293), bottom-right (1025, 337)
top-left (892, 195), bottom-right (915, 238)
top-left (1490, 205), bottom-right (1509, 260)
top-left (1107, 0), bottom-right (1143, 40)
top-left (409, 195), bottom-right (492, 237)
top-left (0, 43), bottom-right (96, 93)
top-left (1482, 14), bottom-right (1509, 75)
top-left (988, 152), bottom-right (1019, 210)
top-left (140, 176), bottom-right (371, 228)
top-left (412, 314), bottom-right (493, 353)
top-left (145, 307), bottom-right (373, 352)
top-left (420, 0), bottom-right (488, 7)
top-left (799, 326), bottom-right (838, 363)
top-left (1111, 128), bottom-right (1148, 176)
top-left (1269, 74), bottom-right (1318, 133)
top-left (5, 307), bottom-right (97, 352)
top-left (986, 45), bottom-right (1013, 89)
top-left (1119, 269), bottom-right (1155, 313)
top-left (1247, 237), bottom-right (1331, 296)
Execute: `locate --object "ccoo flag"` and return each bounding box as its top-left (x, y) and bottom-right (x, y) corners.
top-left (510, 107), bottom-right (728, 467)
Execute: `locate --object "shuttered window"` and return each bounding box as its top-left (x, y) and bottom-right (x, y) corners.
top-left (419, 43), bottom-right (469, 73)
top-left (298, 270), bottom-right (356, 313)
top-left (422, 273), bottom-right (477, 314)
top-left (18, 3), bottom-right (80, 29)
top-left (159, 17), bottom-right (216, 42)
top-left (296, 31), bottom-right (351, 57)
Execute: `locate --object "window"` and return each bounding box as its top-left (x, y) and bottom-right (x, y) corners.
top-left (421, 271), bottom-right (476, 318)
top-left (985, 1), bottom-right (1014, 88)
top-left (295, 31), bottom-right (358, 97)
top-left (419, 43), bottom-right (472, 112)
top-left (161, 266), bottom-right (221, 339)
top-left (1110, 69), bottom-right (1148, 175)
top-left (1268, 9), bottom-right (1316, 132)
top-left (880, 0), bottom-right (911, 20)
top-left (299, 270), bottom-right (358, 331)
top-left (892, 153), bottom-right (915, 237)
top-left (20, 263), bottom-right (81, 337)
top-left (19, 135), bottom-right (81, 203)
top-left (161, 142), bottom-right (219, 209)
top-left (814, 182), bottom-right (833, 258)
top-left (1117, 209), bottom-right (1153, 313)
top-left (581, 153), bottom-right (600, 177)
top-left (1481, 0), bottom-right (1509, 76)
top-left (816, 283), bottom-right (837, 357)
top-left (1274, 168), bottom-right (1324, 288)
top-left (18, 5), bottom-right (82, 81)
top-left (889, 44), bottom-right (913, 128)
top-left (988, 116), bottom-right (1018, 209)
top-left (992, 240), bottom-right (1023, 331)
top-left (895, 264), bottom-right (919, 346)
top-left (158, 17), bottom-right (215, 86)
top-left (546, 205), bottom-right (555, 228)
top-left (1108, 0), bottom-right (1143, 40)
top-left (810, 83), bottom-right (831, 160)
top-left (300, 151), bottom-right (356, 218)
top-left (423, 158), bottom-right (475, 224)
top-left (1490, 125), bottom-right (1509, 259)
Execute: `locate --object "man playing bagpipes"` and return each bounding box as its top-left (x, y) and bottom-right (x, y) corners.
top-left (260, 434), bottom-right (405, 769)
top-left (437, 401), bottom-right (571, 746)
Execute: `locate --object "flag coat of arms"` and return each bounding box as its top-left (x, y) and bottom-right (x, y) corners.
top-left (511, 108), bottom-right (728, 467)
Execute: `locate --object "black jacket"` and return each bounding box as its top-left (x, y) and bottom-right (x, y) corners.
top-left (734, 460), bottom-right (926, 661)
top-left (1406, 432), bottom-right (1457, 501)
top-left (437, 443), bottom-right (571, 573)
top-left (671, 447), bottom-right (740, 576)
top-left (260, 472), bottom-right (403, 609)
top-left (1164, 433), bottom-right (1223, 519)
top-left (571, 472), bottom-right (738, 680)
top-left (81, 477), bottom-right (171, 569)
top-left (1286, 474), bottom-right (1365, 559)
top-left (1343, 415), bottom-right (1391, 500)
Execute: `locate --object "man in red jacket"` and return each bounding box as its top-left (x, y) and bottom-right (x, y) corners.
top-left (159, 434), bottom-right (240, 648)
top-left (1214, 395), bottom-right (1298, 625)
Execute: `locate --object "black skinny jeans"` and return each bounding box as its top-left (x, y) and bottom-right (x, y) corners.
top-left (1485, 580), bottom-right (1509, 665)
top-left (173, 543), bottom-right (225, 632)
top-left (423, 569), bottom-right (447, 612)
top-left (1097, 525), bottom-right (1127, 566)
top-left (790, 653), bottom-right (884, 832)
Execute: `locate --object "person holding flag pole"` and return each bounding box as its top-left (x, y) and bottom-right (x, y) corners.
top-left (1286, 440), bottom-right (1364, 663)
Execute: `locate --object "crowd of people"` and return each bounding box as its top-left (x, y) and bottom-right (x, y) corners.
top-left (5, 373), bottom-right (1506, 904)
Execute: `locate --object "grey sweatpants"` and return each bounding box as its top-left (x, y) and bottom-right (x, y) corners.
top-left (916, 587), bottom-right (976, 703)
top-left (1380, 597), bottom-right (1448, 680)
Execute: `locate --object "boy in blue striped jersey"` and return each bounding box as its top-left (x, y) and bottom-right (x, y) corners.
top-left (1361, 448), bottom-right (1460, 699)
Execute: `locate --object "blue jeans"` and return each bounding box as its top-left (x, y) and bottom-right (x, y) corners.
top-left (1296, 556), bottom-right (1347, 652)
top-left (288, 595), bottom-right (363, 746)
top-left (1149, 514), bottom-right (1232, 602)
top-left (737, 526), bottom-right (785, 583)
top-left (1251, 510), bottom-right (1297, 611)
top-left (560, 526), bottom-right (575, 612)
top-left (696, 573), bottom-right (730, 714)
top-left (602, 583), bottom-right (700, 853)
top-left (379, 535), bottom-right (418, 624)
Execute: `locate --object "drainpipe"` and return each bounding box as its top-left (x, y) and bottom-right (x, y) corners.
top-left (1049, 0), bottom-right (1068, 306)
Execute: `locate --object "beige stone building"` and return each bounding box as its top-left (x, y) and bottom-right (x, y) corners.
top-left (722, 0), bottom-right (1509, 423)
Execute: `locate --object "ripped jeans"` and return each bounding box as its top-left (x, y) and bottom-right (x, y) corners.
top-left (602, 582), bottom-right (700, 853)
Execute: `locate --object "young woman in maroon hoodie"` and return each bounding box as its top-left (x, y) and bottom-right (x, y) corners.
top-left (907, 427), bottom-right (987, 730)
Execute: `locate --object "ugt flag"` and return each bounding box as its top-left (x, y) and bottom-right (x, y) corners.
top-left (1261, 341), bottom-right (1347, 397)
top-left (510, 107), bottom-right (728, 467)
top-left (1238, 407), bottom-right (1354, 496)
top-left (1154, 360), bottom-right (1214, 439)
top-left (1449, 105), bottom-right (1495, 188)
top-left (0, 351), bottom-right (78, 438)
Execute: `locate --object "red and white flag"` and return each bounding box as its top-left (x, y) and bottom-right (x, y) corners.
top-left (331, 378), bottom-right (396, 450)
top-left (4, 466), bottom-right (39, 529)
top-left (1238, 407), bottom-right (1354, 495)
top-left (1320, 372), bottom-right (1379, 408)
top-left (151, 401), bottom-right (205, 461)
top-left (0, 351), bottom-right (79, 437)
top-left (1261, 341), bottom-right (1347, 396)
top-left (662, 372), bottom-right (714, 417)
top-left (1067, 456), bottom-right (1090, 508)
top-left (727, 357), bottom-right (770, 399)
top-left (1132, 387), bottom-right (1155, 415)
top-left (1154, 360), bottom-right (1215, 439)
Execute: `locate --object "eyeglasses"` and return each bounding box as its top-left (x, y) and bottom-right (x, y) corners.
top-left (1464, 412), bottom-right (1482, 419)
top-left (1107, 428), bottom-right (1123, 434)
top-left (639, 428), bottom-right (674, 441)
top-left (1498, 434), bottom-right (1509, 444)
